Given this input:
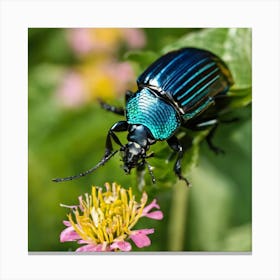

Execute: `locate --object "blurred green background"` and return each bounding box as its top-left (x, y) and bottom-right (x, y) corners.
top-left (28, 28), bottom-right (252, 252)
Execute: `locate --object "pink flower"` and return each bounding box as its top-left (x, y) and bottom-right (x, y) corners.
top-left (142, 199), bottom-right (164, 220)
top-left (76, 244), bottom-right (105, 252)
top-left (67, 28), bottom-right (146, 56)
top-left (60, 182), bottom-right (163, 252)
top-left (56, 71), bottom-right (87, 107)
top-left (129, 229), bottom-right (154, 248)
top-left (103, 61), bottom-right (135, 95)
top-left (60, 221), bottom-right (80, 242)
top-left (67, 28), bottom-right (93, 55)
top-left (110, 241), bottom-right (132, 252)
top-left (123, 28), bottom-right (146, 49)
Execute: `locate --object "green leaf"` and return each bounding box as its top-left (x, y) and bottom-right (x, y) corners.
top-left (228, 87), bottom-right (252, 108)
top-left (163, 29), bottom-right (251, 80)
top-left (222, 223), bottom-right (252, 251)
top-left (162, 28), bottom-right (252, 105)
top-left (124, 50), bottom-right (159, 76)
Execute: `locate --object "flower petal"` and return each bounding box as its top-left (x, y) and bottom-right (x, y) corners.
top-left (77, 239), bottom-right (89, 244)
top-left (60, 226), bottom-right (80, 242)
top-left (143, 210), bottom-right (163, 220)
top-left (141, 199), bottom-right (164, 220)
top-left (76, 244), bottom-right (104, 252)
top-left (110, 241), bottom-right (132, 252)
top-left (123, 29), bottom-right (146, 48)
top-left (143, 199), bottom-right (160, 212)
top-left (129, 229), bottom-right (154, 248)
top-left (68, 28), bottom-right (93, 55)
top-left (62, 220), bottom-right (72, 227)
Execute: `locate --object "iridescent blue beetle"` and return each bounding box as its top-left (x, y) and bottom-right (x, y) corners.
top-left (53, 48), bottom-right (234, 185)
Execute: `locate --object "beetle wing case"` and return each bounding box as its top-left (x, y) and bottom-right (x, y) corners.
top-left (137, 48), bottom-right (233, 121)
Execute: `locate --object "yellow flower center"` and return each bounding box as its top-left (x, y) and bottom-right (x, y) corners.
top-left (68, 182), bottom-right (147, 247)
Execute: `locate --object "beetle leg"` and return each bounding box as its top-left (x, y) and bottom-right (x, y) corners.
top-left (167, 136), bottom-right (190, 186)
top-left (98, 90), bottom-right (135, 115)
top-left (205, 123), bottom-right (225, 154)
top-left (220, 117), bottom-right (239, 124)
top-left (105, 121), bottom-right (128, 156)
top-left (204, 116), bottom-right (240, 154)
top-left (193, 117), bottom-right (239, 154)
top-left (190, 119), bottom-right (225, 154)
top-left (125, 90), bottom-right (134, 102)
top-left (193, 118), bottom-right (218, 129)
top-left (146, 161), bottom-right (156, 184)
top-left (136, 159), bottom-right (156, 188)
top-left (184, 117), bottom-right (225, 154)
top-left (99, 100), bottom-right (125, 116)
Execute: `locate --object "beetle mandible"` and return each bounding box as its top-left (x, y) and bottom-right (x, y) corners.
top-left (53, 47), bottom-right (234, 186)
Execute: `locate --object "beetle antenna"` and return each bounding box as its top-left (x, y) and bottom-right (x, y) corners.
top-left (52, 150), bottom-right (117, 182)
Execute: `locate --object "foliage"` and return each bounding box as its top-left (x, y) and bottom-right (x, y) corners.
top-left (28, 28), bottom-right (251, 252)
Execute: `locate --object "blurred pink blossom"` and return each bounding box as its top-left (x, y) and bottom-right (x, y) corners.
top-left (104, 61), bottom-right (135, 94)
top-left (67, 29), bottom-right (93, 55)
top-left (56, 71), bottom-right (87, 107)
top-left (59, 28), bottom-right (146, 106)
top-left (123, 28), bottom-right (146, 49)
top-left (68, 28), bottom-right (146, 56)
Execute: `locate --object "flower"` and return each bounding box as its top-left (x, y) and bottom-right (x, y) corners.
top-left (56, 60), bottom-right (135, 107)
top-left (55, 28), bottom-right (146, 107)
top-left (56, 71), bottom-right (88, 108)
top-left (68, 28), bottom-right (146, 56)
top-left (123, 28), bottom-right (146, 49)
top-left (60, 182), bottom-right (163, 252)
top-left (81, 60), bottom-right (135, 100)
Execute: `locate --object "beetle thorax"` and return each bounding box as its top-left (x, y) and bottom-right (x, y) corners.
top-left (126, 88), bottom-right (181, 140)
top-left (127, 124), bottom-right (154, 147)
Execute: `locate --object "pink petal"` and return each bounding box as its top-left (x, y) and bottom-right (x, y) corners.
top-left (114, 62), bottom-right (134, 81)
top-left (130, 234), bottom-right (151, 248)
top-left (76, 244), bottom-right (104, 252)
top-left (110, 241), bottom-right (132, 252)
top-left (141, 199), bottom-right (164, 220)
top-left (133, 229), bottom-right (154, 235)
top-left (143, 210), bottom-right (163, 220)
top-left (56, 71), bottom-right (86, 108)
top-left (129, 229), bottom-right (154, 248)
top-left (123, 28), bottom-right (146, 48)
top-left (143, 199), bottom-right (160, 213)
top-left (77, 239), bottom-right (89, 244)
top-left (60, 226), bottom-right (80, 242)
top-left (62, 220), bottom-right (72, 227)
top-left (68, 28), bottom-right (93, 55)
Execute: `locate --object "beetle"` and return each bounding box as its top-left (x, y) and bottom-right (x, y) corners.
top-left (53, 47), bottom-right (234, 185)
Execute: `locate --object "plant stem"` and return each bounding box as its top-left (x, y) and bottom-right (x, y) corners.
top-left (167, 180), bottom-right (190, 251)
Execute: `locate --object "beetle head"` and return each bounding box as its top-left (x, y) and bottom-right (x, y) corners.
top-left (120, 141), bottom-right (155, 184)
top-left (120, 142), bottom-right (146, 174)
top-left (119, 124), bottom-right (156, 183)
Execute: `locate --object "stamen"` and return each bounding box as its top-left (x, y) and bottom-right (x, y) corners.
top-left (66, 183), bottom-right (148, 248)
